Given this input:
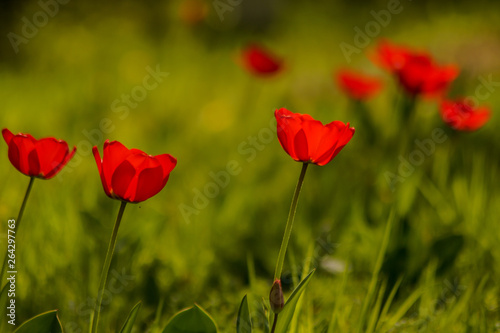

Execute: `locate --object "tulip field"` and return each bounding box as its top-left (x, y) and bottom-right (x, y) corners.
top-left (1, 0), bottom-right (500, 332)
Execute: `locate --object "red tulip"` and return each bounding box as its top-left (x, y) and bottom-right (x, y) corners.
top-left (275, 108), bottom-right (355, 166)
top-left (241, 44), bottom-right (283, 76)
top-left (373, 40), bottom-right (459, 98)
top-left (2, 128), bottom-right (76, 179)
top-left (93, 140), bottom-right (177, 203)
top-left (397, 54), bottom-right (459, 98)
top-left (336, 69), bottom-right (383, 100)
top-left (372, 39), bottom-right (410, 72)
top-left (440, 100), bottom-right (491, 131)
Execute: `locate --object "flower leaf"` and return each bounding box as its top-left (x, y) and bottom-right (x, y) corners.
top-left (119, 301), bottom-right (142, 333)
top-left (237, 294), bottom-right (252, 333)
top-left (0, 284), bottom-right (9, 332)
top-left (162, 304), bottom-right (217, 333)
top-left (13, 310), bottom-right (63, 333)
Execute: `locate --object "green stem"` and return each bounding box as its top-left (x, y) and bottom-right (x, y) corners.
top-left (274, 163), bottom-right (309, 281)
top-left (401, 93), bottom-right (417, 127)
top-left (351, 99), bottom-right (376, 145)
top-left (270, 313), bottom-right (279, 333)
top-left (90, 201), bottom-right (127, 333)
top-left (397, 94), bottom-right (418, 157)
top-left (0, 177), bottom-right (35, 283)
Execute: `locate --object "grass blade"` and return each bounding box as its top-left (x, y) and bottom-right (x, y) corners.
top-left (357, 209), bottom-right (395, 333)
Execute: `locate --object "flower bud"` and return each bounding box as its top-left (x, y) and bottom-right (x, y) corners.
top-left (269, 279), bottom-right (284, 314)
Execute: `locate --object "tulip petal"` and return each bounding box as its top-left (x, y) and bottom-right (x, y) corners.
top-left (276, 109), bottom-right (294, 157)
top-left (28, 149), bottom-right (41, 176)
top-left (329, 125), bottom-right (355, 161)
top-left (467, 108), bottom-right (490, 130)
top-left (102, 140), bottom-right (134, 194)
top-left (117, 153), bottom-right (162, 202)
top-left (301, 118), bottom-right (328, 162)
top-left (35, 138), bottom-right (70, 178)
top-left (52, 145), bottom-right (77, 178)
top-left (123, 150), bottom-right (152, 169)
top-left (2, 128), bottom-right (14, 145)
top-left (276, 123), bottom-right (292, 157)
top-left (93, 145), bottom-right (112, 197)
top-left (422, 65), bottom-right (459, 98)
top-left (155, 154), bottom-right (177, 184)
top-left (134, 165), bottom-right (165, 202)
top-left (276, 108), bottom-right (315, 162)
top-left (313, 122), bottom-right (345, 165)
top-left (10, 135), bottom-right (37, 176)
top-left (293, 129), bottom-right (310, 162)
top-left (7, 142), bottom-right (22, 174)
top-left (111, 160), bottom-right (137, 202)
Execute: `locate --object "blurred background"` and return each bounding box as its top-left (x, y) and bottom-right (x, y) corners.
top-left (1, 0), bottom-right (499, 331)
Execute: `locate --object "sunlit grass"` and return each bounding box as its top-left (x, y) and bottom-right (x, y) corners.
top-left (1, 0), bottom-right (499, 332)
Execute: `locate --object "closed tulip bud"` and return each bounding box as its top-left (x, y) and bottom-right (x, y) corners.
top-left (269, 279), bottom-right (285, 314)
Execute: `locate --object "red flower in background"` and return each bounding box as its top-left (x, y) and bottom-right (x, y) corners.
top-left (2, 128), bottom-right (76, 179)
top-left (241, 44), bottom-right (283, 76)
top-left (336, 69), bottom-right (383, 100)
top-left (275, 108), bottom-right (355, 166)
top-left (372, 40), bottom-right (459, 98)
top-left (440, 100), bottom-right (491, 131)
top-left (397, 54), bottom-right (459, 98)
top-left (372, 40), bottom-right (410, 72)
top-left (93, 140), bottom-right (177, 203)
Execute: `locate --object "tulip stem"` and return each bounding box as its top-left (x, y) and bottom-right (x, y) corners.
top-left (0, 176), bottom-right (35, 284)
top-left (401, 94), bottom-right (417, 125)
top-left (352, 99), bottom-right (376, 144)
top-left (397, 94), bottom-right (418, 157)
top-left (274, 163), bottom-right (309, 281)
top-left (90, 201), bottom-right (127, 333)
top-left (270, 313), bottom-right (279, 333)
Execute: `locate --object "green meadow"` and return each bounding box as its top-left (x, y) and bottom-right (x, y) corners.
top-left (0, 0), bottom-right (499, 331)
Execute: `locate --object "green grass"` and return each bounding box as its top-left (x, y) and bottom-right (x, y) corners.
top-left (1, 0), bottom-right (499, 332)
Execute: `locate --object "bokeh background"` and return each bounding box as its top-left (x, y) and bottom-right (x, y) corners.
top-left (1, 0), bottom-right (499, 331)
